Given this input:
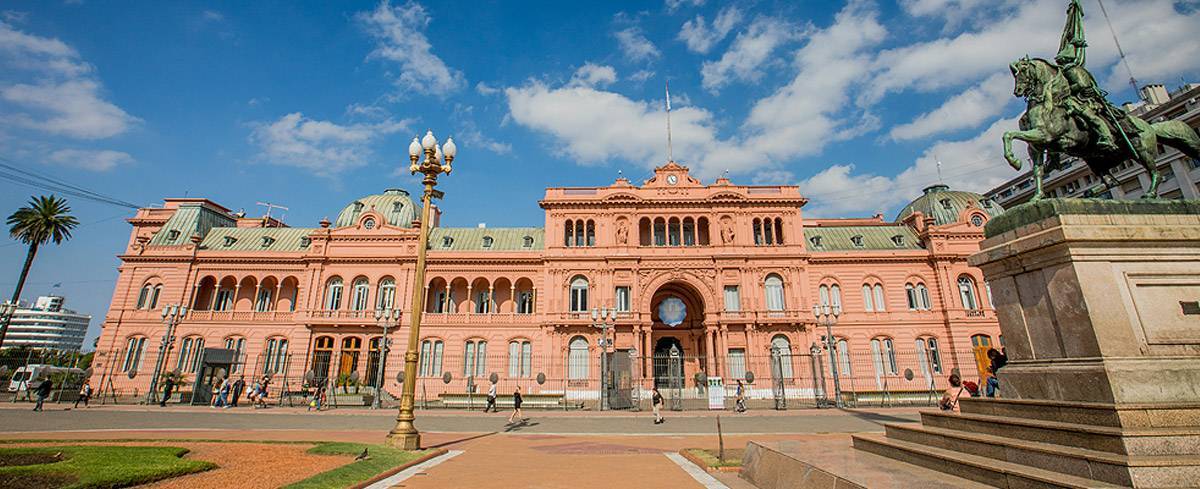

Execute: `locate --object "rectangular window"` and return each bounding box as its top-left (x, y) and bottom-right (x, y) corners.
top-left (521, 342), bottom-right (532, 378)
top-left (433, 292), bottom-right (446, 313)
top-left (517, 292), bottom-right (533, 314)
top-left (728, 348), bottom-right (746, 379)
top-left (475, 292), bottom-right (490, 313)
top-left (724, 286), bottom-right (740, 312)
top-left (615, 287), bottom-right (630, 312)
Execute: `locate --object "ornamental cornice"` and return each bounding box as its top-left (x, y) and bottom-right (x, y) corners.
top-left (542, 199), bottom-right (808, 209)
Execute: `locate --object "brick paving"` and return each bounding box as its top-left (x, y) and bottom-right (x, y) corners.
top-left (0, 405), bottom-right (919, 488)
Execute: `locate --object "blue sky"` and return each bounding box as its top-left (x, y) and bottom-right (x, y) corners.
top-left (1, 0), bottom-right (1198, 348)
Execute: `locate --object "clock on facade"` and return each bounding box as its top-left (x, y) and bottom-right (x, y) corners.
top-left (667, 174), bottom-right (678, 185)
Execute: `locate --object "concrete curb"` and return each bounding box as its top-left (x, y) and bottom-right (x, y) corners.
top-left (680, 448), bottom-right (742, 474)
top-left (349, 447), bottom-right (449, 489)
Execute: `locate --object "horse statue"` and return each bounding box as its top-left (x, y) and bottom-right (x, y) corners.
top-left (1001, 57), bottom-right (1200, 201)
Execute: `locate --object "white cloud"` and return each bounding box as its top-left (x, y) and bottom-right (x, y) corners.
top-left (665, 0), bottom-right (705, 12)
top-left (358, 1), bottom-right (464, 97)
top-left (0, 21), bottom-right (137, 139)
top-left (629, 70), bottom-right (655, 83)
top-left (801, 117), bottom-right (1023, 217)
top-left (457, 125), bottom-right (512, 155)
top-left (2, 11), bottom-right (28, 24)
top-left (568, 63), bottom-right (618, 88)
top-left (741, 1), bottom-right (885, 161)
top-left (700, 16), bottom-right (802, 92)
top-left (475, 82), bottom-right (500, 96)
top-left (345, 103), bottom-right (388, 119)
top-left (615, 27), bottom-right (660, 62)
top-left (201, 10), bottom-right (224, 22)
top-left (2, 80), bottom-right (138, 139)
top-left (889, 72), bottom-right (1013, 141)
top-left (46, 148), bottom-right (133, 171)
top-left (249, 112), bottom-right (409, 177)
top-left (678, 6), bottom-right (742, 54)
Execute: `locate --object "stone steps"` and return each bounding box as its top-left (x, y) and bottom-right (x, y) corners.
top-left (920, 410), bottom-right (1200, 456)
top-left (852, 433), bottom-right (1125, 489)
top-left (882, 422), bottom-right (1200, 487)
top-left (959, 397), bottom-right (1200, 429)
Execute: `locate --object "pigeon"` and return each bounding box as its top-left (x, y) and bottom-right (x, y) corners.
top-left (355, 448), bottom-right (370, 461)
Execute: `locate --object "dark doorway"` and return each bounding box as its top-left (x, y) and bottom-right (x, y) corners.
top-left (653, 337), bottom-right (684, 389)
top-left (606, 350), bottom-right (634, 409)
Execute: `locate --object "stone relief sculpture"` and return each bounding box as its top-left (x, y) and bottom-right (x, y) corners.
top-left (615, 219), bottom-right (628, 245)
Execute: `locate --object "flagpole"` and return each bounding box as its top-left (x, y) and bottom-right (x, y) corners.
top-left (665, 81), bottom-right (673, 163)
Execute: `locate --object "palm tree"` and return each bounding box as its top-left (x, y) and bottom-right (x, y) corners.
top-left (1, 195), bottom-right (79, 349)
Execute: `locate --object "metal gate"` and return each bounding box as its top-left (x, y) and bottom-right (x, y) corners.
top-left (605, 350), bottom-right (634, 409)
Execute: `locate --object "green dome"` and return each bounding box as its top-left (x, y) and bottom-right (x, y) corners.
top-left (334, 188), bottom-right (418, 228)
top-left (895, 184), bottom-right (1004, 226)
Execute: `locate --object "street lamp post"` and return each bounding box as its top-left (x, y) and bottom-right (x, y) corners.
top-left (812, 303), bottom-right (842, 408)
top-left (372, 307), bottom-right (400, 409)
top-left (146, 304), bottom-right (186, 405)
top-left (387, 130), bottom-right (456, 450)
top-left (591, 306), bottom-right (613, 410)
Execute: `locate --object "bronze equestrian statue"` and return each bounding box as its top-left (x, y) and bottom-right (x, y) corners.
top-left (1001, 0), bottom-right (1200, 201)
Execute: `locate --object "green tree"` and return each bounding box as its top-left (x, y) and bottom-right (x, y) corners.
top-left (1, 195), bottom-right (79, 349)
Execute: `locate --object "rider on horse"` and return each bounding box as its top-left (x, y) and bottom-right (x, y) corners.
top-left (1055, 48), bottom-right (1121, 153)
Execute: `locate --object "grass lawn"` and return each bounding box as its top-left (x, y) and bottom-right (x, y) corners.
top-left (0, 445), bottom-right (215, 489)
top-left (283, 442), bottom-right (430, 489)
top-left (684, 447), bottom-right (744, 468)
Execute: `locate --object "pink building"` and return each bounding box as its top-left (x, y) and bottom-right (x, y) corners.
top-left (94, 162), bottom-right (1002, 406)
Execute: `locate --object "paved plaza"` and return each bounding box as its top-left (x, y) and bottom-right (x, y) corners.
top-left (0, 405), bottom-right (921, 488)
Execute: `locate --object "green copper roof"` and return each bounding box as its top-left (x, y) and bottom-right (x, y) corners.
top-left (895, 184), bottom-right (1004, 226)
top-left (803, 225), bottom-right (922, 251)
top-left (198, 227), bottom-right (316, 252)
top-left (149, 203), bottom-right (237, 246)
top-left (335, 188), bottom-right (418, 228)
top-left (429, 227), bottom-right (543, 251)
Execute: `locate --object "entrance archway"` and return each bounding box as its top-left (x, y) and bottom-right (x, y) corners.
top-left (646, 280), bottom-right (708, 389)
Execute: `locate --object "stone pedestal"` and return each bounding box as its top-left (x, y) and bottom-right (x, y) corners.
top-left (848, 199), bottom-right (1200, 488)
top-left (971, 199), bottom-right (1200, 405)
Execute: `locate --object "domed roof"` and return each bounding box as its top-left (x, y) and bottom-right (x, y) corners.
top-left (895, 184), bottom-right (1004, 226)
top-left (334, 188), bottom-right (418, 228)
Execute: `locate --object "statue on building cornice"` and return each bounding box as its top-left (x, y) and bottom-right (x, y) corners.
top-left (615, 219), bottom-right (629, 245)
top-left (1001, 0), bottom-right (1200, 201)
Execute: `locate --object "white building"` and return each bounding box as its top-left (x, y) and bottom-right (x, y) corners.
top-left (3, 296), bottom-right (91, 351)
top-left (987, 83), bottom-right (1200, 206)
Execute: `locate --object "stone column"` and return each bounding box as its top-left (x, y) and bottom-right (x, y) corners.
top-left (705, 327), bottom-right (716, 374)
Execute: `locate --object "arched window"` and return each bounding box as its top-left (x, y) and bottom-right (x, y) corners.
top-left (122, 336), bottom-right (147, 372)
top-left (763, 218), bottom-right (774, 245)
top-left (325, 277), bottom-right (344, 310)
top-left (175, 336), bottom-right (204, 374)
top-left (575, 219), bottom-right (585, 247)
top-left (819, 284), bottom-right (842, 309)
top-left (862, 285), bottom-right (874, 312)
top-left (870, 337), bottom-right (897, 386)
top-left (915, 337), bottom-right (943, 384)
top-left (774, 217), bottom-right (784, 245)
top-left (508, 340), bottom-right (532, 378)
top-left (586, 220), bottom-right (595, 246)
top-left (653, 218), bottom-right (666, 246)
top-left (570, 276), bottom-right (589, 312)
top-left (836, 338), bottom-right (852, 376)
top-left (264, 337), bottom-right (288, 374)
top-left (770, 335), bottom-right (793, 379)
top-left (377, 278), bottom-right (396, 310)
top-left (312, 336), bottom-right (334, 381)
top-left (366, 337), bottom-right (383, 387)
top-left (464, 339), bottom-right (487, 378)
top-left (873, 284), bottom-right (885, 312)
top-left (682, 217), bottom-right (695, 246)
top-left (905, 284), bottom-right (918, 310)
top-left (225, 336), bottom-right (246, 373)
top-left (568, 336), bottom-right (589, 380)
top-left (149, 285), bottom-right (162, 310)
top-left (668, 217), bottom-right (681, 246)
top-left (136, 284), bottom-right (151, 309)
top-left (255, 286), bottom-right (273, 312)
top-left (764, 274), bottom-right (785, 311)
top-left (564, 220), bottom-right (574, 247)
top-left (958, 275), bottom-right (979, 310)
top-left (917, 284), bottom-right (931, 310)
top-left (351, 278), bottom-right (370, 311)
top-left (419, 339), bottom-right (444, 377)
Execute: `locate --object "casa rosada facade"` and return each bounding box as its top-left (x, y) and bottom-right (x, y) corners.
top-left (94, 162), bottom-right (1004, 402)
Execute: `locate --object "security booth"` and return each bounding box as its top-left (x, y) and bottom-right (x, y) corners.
top-left (190, 348), bottom-right (237, 406)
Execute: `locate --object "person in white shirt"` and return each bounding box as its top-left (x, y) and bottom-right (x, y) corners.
top-left (484, 381), bottom-right (498, 413)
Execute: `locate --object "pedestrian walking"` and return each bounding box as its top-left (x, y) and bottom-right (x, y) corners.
top-left (507, 385), bottom-right (525, 424)
top-left (484, 381), bottom-right (497, 413)
top-left (213, 377), bottom-right (231, 408)
top-left (255, 375), bottom-right (271, 408)
top-left (735, 379), bottom-right (747, 413)
top-left (159, 375), bottom-right (175, 407)
top-left (32, 377), bottom-right (53, 412)
top-left (651, 386), bottom-right (664, 424)
top-left (74, 379), bottom-right (92, 409)
top-left (231, 376), bottom-right (246, 407)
